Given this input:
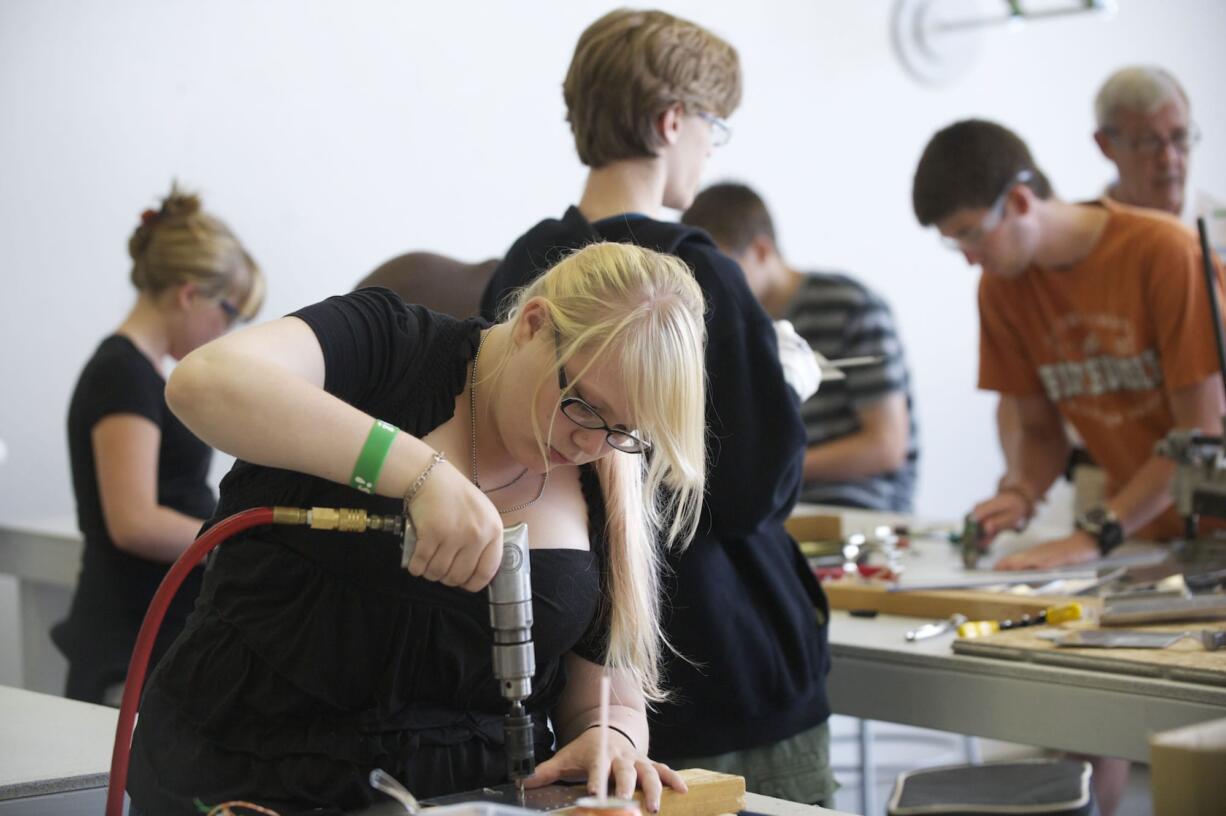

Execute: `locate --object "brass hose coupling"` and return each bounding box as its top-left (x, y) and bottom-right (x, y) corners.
top-left (272, 506), bottom-right (404, 534)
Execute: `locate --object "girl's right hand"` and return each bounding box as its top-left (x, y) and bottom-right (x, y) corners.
top-left (402, 459), bottom-right (504, 592)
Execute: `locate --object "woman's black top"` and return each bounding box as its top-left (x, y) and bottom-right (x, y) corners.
top-left (54, 334), bottom-right (214, 703)
top-left (127, 289), bottom-right (609, 815)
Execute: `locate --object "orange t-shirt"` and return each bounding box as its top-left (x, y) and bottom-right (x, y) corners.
top-left (978, 201), bottom-right (1224, 540)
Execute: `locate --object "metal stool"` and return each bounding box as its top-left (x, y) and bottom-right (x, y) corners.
top-left (887, 758), bottom-right (1096, 815)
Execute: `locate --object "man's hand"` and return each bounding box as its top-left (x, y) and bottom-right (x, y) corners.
top-left (971, 490), bottom-right (1030, 541)
top-left (994, 530), bottom-right (1099, 571)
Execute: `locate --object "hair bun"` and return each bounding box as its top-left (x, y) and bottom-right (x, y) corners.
top-left (160, 184), bottom-right (202, 219)
top-left (128, 183), bottom-right (203, 262)
top-left (128, 221), bottom-right (156, 262)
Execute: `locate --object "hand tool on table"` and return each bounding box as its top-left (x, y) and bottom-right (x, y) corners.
top-left (956, 514), bottom-right (987, 569)
top-left (1154, 218), bottom-right (1226, 539)
top-left (1185, 566), bottom-right (1226, 593)
top-left (1042, 628), bottom-right (1226, 650)
top-left (402, 522), bottom-right (536, 805)
top-left (896, 548), bottom-right (1172, 592)
top-left (956, 602), bottom-right (1084, 638)
top-left (841, 526), bottom-right (905, 579)
top-left (813, 352), bottom-right (883, 382)
top-left (1045, 630), bottom-right (1189, 649)
top-left (1100, 592), bottom-right (1226, 626)
top-left (905, 614), bottom-right (967, 642)
top-left (1202, 629), bottom-right (1226, 651)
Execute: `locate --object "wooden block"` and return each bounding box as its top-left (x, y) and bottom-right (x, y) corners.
top-left (553, 768), bottom-right (744, 816)
top-left (785, 514), bottom-right (842, 543)
top-left (824, 579), bottom-right (1100, 621)
top-left (1150, 717), bottom-right (1226, 815)
top-left (595, 769), bottom-right (742, 816)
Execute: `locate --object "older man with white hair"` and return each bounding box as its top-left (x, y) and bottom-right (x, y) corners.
top-left (1093, 65), bottom-right (1198, 217)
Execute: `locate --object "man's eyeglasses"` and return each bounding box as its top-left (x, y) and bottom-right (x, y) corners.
top-left (555, 335), bottom-right (650, 454)
top-left (697, 111), bottom-right (732, 148)
top-left (1103, 122), bottom-right (1201, 157)
top-left (941, 170), bottom-right (1033, 252)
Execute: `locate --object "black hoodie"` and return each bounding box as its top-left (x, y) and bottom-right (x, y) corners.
top-left (482, 207), bottom-right (831, 759)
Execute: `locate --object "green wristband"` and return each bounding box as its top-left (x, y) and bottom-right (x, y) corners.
top-left (351, 419), bottom-right (399, 494)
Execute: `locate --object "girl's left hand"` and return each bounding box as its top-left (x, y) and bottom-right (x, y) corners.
top-left (523, 727), bottom-right (688, 813)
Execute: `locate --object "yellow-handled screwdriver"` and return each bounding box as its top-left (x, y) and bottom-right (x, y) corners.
top-left (957, 602), bottom-right (1084, 639)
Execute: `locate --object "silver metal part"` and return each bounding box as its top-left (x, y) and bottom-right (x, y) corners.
top-left (905, 614), bottom-right (967, 642)
top-left (842, 526), bottom-right (905, 576)
top-left (397, 520), bottom-right (536, 784)
top-left (1102, 593), bottom-right (1226, 626)
top-left (1049, 630), bottom-right (1189, 649)
top-left (489, 523), bottom-right (534, 703)
top-left (488, 524), bottom-right (536, 785)
top-left (400, 515), bottom-right (418, 570)
top-left (1201, 629), bottom-right (1226, 651)
top-left (1159, 429), bottom-right (1226, 528)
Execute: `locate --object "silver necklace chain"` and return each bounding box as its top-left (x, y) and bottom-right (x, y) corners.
top-left (470, 331), bottom-right (548, 515)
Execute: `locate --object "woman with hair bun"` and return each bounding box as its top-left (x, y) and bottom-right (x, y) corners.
top-left (53, 183), bottom-right (264, 705)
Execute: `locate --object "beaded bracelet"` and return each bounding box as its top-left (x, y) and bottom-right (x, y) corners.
top-left (404, 450), bottom-right (447, 511)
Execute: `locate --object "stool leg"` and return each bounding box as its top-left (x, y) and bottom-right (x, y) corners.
top-left (858, 718), bottom-right (875, 815)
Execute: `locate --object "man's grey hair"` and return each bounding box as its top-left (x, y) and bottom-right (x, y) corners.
top-left (1094, 66), bottom-right (1189, 130)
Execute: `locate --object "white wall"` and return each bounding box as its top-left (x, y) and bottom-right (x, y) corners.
top-left (1, 0), bottom-right (1224, 527)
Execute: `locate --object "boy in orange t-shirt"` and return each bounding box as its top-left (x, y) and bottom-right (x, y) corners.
top-left (912, 119), bottom-right (1224, 572)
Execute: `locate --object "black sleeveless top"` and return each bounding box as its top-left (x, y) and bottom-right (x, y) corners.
top-left (128, 290), bottom-right (609, 815)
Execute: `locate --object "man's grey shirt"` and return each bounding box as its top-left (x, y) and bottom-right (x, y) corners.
top-left (784, 272), bottom-right (919, 511)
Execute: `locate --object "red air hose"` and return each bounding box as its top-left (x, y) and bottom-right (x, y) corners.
top-left (106, 507), bottom-right (276, 816)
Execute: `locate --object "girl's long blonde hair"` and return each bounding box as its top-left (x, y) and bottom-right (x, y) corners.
top-left (499, 242), bottom-right (707, 702)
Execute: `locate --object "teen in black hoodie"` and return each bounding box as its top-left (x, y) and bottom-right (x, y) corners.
top-left (481, 9), bottom-right (834, 804)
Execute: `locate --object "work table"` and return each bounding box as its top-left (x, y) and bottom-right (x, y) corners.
top-left (0, 685), bottom-right (114, 814)
top-left (0, 518), bottom-right (81, 695)
top-left (804, 505), bottom-right (1226, 762)
top-left (0, 684), bottom-right (858, 815)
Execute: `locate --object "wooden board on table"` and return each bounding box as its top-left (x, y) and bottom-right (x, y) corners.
top-left (952, 622), bottom-right (1226, 687)
top-left (824, 579), bottom-right (1099, 621)
top-left (785, 514), bottom-right (843, 544)
top-left (602, 769), bottom-right (744, 816)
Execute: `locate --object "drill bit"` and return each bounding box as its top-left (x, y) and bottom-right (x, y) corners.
top-left (517, 779), bottom-right (526, 807)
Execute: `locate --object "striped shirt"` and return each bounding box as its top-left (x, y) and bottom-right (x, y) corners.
top-left (784, 272), bottom-right (919, 511)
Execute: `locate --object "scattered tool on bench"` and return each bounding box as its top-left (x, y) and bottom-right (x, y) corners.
top-left (956, 602), bottom-right (1084, 638)
top-left (905, 614), bottom-right (967, 642)
top-left (1042, 628), bottom-right (1226, 650)
top-left (1101, 593), bottom-right (1226, 626)
top-left (814, 352), bottom-right (884, 382)
top-left (956, 514), bottom-right (987, 569)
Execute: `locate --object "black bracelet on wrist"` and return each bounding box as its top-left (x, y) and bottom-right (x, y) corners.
top-left (584, 722), bottom-right (637, 750)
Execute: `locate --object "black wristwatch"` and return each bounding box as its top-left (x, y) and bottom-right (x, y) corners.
top-left (1075, 506), bottom-right (1123, 555)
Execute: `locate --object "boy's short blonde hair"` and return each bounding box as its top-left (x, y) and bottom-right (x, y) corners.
top-left (563, 8), bottom-right (741, 168)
